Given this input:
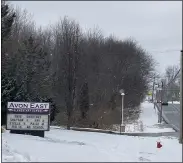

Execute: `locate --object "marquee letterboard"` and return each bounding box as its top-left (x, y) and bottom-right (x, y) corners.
top-left (6, 102), bottom-right (50, 131)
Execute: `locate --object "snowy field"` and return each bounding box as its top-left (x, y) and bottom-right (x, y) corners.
top-left (2, 128), bottom-right (182, 162)
top-left (2, 102), bottom-right (182, 162)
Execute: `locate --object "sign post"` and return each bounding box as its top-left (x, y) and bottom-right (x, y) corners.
top-left (6, 102), bottom-right (50, 137)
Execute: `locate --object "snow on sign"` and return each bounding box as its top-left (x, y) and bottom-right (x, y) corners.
top-left (6, 102), bottom-right (50, 131)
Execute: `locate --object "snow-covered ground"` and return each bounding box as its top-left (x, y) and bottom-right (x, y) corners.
top-left (2, 102), bottom-right (182, 162)
top-left (114, 102), bottom-right (175, 133)
top-left (168, 101), bottom-right (180, 104)
top-left (2, 128), bottom-right (182, 162)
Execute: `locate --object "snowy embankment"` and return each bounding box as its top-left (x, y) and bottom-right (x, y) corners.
top-left (168, 101), bottom-right (180, 104)
top-left (2, 102), bottom-right (182, 162)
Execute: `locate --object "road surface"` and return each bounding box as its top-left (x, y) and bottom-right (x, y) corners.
top-left (162, 104), bottom-right (180, 131)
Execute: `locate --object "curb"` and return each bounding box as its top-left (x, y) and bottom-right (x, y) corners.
top-left (70, 127), bottom-right (178, 137)
top-left (154, 103), bottom-right (179, 132)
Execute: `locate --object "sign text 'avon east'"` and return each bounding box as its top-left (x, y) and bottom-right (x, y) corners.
top-left (7, 102), bottom-right (49, 110)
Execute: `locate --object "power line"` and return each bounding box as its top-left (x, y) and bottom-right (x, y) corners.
top-left (150, 49), bottom-right (180, 54)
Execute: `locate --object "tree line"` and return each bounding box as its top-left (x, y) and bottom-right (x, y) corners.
top-left (1, 2), bottom-right (155, 130)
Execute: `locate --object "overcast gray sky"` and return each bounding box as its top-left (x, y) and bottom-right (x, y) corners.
top-left (11, 1), bottom-right (182, 74)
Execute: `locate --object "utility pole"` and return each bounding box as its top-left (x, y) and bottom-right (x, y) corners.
top-left (157, 86), bottom-right (162, 123)
top-left (157, 81), bottom-right (164, 123)
top-left (179, 50), bottom-right (182, 144)
top-left (154, 87), bottom-right (157, 110)
top-left (160, 81), bottom-right (164, 123)
top-left (157, 89), bottom-right (160, 122)
top-left (152, 76), bottom-right (156, 102)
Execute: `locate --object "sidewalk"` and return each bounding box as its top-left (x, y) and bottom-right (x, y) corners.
top-left (70, 102), bottom-right (177, 137)
top-left (113, 102), bottom-right (175, 134)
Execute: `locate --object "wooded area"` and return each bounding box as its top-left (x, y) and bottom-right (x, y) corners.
top-left (1, 2), bottom-right (156, 130)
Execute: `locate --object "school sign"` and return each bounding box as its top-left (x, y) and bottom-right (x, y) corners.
top-left (6, 102), bottom-right (50, 131)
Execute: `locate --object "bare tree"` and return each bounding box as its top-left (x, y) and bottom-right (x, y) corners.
top-left (165, 65), bottom-right (179, 82)
top-left (52, 17), bottom-right (82, 129)
top-left (164, 65), bottom-right (180, 102)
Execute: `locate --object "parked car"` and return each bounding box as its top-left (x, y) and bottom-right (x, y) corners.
top-left (156, 100), bottom-right (168, 105)
top-left (162, 102), bottom-right (168, 105)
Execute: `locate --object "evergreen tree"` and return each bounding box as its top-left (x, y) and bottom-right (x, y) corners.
top-left (15, 36), bottom-right (49, 101)
top-left (1, 2), bottom-right (16, 71)
top-left (1, 72), bottom-right (28, 125)
top-left (1, 2), bottom-right (16, 42)
top-left (1, 3), bottom-right (16, 125)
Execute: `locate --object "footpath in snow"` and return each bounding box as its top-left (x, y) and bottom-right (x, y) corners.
top-left (124, 102), bottom-right (175, 133)
top-left (2, 102), bottom-right (182, 162)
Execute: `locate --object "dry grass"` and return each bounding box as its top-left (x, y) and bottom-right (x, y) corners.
top-left (52, 104), bottom-right (141, 131)
top-left (1, 126), bottom-right (5, 133)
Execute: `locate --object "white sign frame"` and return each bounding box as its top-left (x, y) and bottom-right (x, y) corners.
top-left (6, 102), bottom-right (50, 131)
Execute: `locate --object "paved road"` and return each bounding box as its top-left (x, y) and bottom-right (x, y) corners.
top-left (162, 104), bottom-right (180, 131)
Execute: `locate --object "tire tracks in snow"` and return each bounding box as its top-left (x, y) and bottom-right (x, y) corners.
top-left (2, 140), bottom-right (31, 162)
top-left (44, 136), bottom-right (86, 146)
